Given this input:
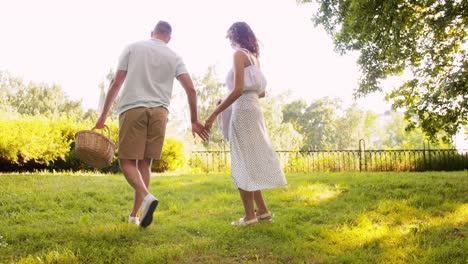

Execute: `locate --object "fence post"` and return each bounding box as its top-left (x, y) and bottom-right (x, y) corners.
top-left (423, 141), bottom-right (426, 170)
top-left (359, 139), bottom-right (366, 172)
top-left (427, 141), bottom-right (431, 170)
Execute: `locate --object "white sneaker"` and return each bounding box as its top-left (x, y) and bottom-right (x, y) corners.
top-left (140, 194), bottom-right (158, 228)
top-left (128, 216), bottom-right (140, 225)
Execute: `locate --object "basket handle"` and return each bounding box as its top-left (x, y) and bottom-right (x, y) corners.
top-left (92, 125), bottom-right (111, 139)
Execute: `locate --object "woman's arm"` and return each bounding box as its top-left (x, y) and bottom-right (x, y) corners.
top-left (214, 51), bottom-right (246, 114)
top-left (204, 50), bottom-right (246, 132)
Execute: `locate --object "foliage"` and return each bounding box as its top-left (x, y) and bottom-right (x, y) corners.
top-left (361, 110), bottom-right (380, 147)
top-left (300, 0), bottom-right (468, 140)
top-left (376, 111), bottom-right (453, 149)
top-left (0, 111), bottom-right (120, 172)
top-left (282, 98), bottom-right (372, 150)
top-left (334, 103), bottom-right (367, 149)
top-left (0, 113), bottom-right (73, 167)
top-left (165, 66), bottom-right (227, 152)
top-left (188, 151), bottom-right (231, 174)
top-left (152, 138), bottom-right (186, 172)
top-left (97, 69), bottom-right (120, 119)
top-left (261, 91), bottom-right (303, 150)
top-left (282, 96), bottom-right (454, 150)
top-left (0, 71), bottom-right (20, 113)
top-left (170, 66), bottom-right (303, 152)
top-left (0, 71), bottom-right (83, 119)
top-left (0, 111), bottom-right (189, 173)
top-left (283, 97), bottom-right (341, 150)
top-left (193, 66), bottom-right (226, 147)
top-left (0, 172), bottom-right (466, 263)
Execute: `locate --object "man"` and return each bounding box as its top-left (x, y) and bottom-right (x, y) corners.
top-left (94, 21), bottom-right (209, 228)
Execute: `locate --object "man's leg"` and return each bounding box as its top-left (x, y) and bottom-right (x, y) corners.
top-left (132, 158), bottom-right (153, 216)
top-left (120, 159), bottom-right (149, 217)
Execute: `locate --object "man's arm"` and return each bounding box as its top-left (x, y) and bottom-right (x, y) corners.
top-left (94, 70), bottom-right (127, 129)
top-left (177, 73), bottom-right (209, 141)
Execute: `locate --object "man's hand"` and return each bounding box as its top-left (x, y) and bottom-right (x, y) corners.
top-left (93, 115), bottom-right (107, 130)
top-left (192, 120), bottom-right (209, 141)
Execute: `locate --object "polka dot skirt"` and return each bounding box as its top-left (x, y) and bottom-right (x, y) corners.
top-left (229, 92), bottom-right (287, 191)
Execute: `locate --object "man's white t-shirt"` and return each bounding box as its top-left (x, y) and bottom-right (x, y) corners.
top-left (116, 38), bottom-right (188, 115)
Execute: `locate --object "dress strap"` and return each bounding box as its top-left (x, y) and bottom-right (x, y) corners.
top-left (238, 48), bottom-right (255, 67)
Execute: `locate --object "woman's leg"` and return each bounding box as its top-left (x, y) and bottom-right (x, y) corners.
top-left (253, 191), bottom-right (269, 215)
top-left (238, 189), bottom-right (256, 221)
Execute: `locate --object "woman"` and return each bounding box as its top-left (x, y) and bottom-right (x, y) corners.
top-left (204, 22), bottom-right (287, 226)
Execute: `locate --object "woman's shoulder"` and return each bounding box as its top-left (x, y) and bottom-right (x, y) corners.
top-left (232, 49), bottom-right (248, 59)
top-left (233, 48), bottom-right (259, 68)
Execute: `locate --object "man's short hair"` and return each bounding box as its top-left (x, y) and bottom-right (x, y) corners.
top-left (154, 21), bottom-right (172, 36)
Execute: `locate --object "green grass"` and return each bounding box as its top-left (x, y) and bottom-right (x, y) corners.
top-left (0, 171), bottom-right (467, 263)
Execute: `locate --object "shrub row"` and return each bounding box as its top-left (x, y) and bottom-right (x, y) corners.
top-left (0, 114), bottom-right (185, 173)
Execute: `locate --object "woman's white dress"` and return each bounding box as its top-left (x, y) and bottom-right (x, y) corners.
top-left (218, 49), bottom-right (287, 191)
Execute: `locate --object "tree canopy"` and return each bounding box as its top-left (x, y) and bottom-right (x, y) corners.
top-left (300, 0), bottom-right (467, 141)
top-left (0, 71), bottom-right (83, 118)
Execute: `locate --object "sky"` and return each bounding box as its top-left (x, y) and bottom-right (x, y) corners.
top-left (1, 0), bottom-right (466, 148)
top-left (0, 0), bottom-right (392, 113)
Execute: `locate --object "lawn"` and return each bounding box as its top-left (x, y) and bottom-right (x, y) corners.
top-left (0, 171), bottom-right (467, 263)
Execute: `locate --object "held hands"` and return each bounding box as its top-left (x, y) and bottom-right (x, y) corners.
top-left (192, 120), bottom-right (210, 141)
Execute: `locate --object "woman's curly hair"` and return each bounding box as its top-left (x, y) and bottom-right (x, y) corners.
top-left (228, 22), bottom-right (260, 57)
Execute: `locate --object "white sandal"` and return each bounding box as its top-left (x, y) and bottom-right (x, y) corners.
top-left (231, 217), bottom-right (258, 226)
top-left (256, 211), bottom-right (273, 222)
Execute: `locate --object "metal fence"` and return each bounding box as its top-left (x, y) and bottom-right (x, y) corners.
top-left (189, 149), bottom-right (468, 173)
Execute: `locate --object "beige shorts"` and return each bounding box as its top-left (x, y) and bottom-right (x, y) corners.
top-left (118, 107), bottom-right (168, 160)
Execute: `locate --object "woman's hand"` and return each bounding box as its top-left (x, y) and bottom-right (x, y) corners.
top-left (204, 113), bottom-right (217, 133)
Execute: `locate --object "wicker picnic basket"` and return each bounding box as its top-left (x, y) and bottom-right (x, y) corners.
top-left (75, 125), bottom-right (115, 169)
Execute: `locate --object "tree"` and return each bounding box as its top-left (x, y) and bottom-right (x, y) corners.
top-left (375, 111), bottom-right (453, 149)
top-left (0, 71), bottom-right (83, 118)
top-left (283, 97), bottom-right (341, 149)
top-left (261, 92), bottom-right (303, 150)
top-left (165, 66), bottom-right (226, 150)
top-left (98, 69), bottom-right (120, 119)
top-left (335, 103), bottom-right (366, 149)
top-left (361, 110), bottom-right (380, 148)
top-left (300, 0), bottom-right (467, 141)
top-left (169, 67), bottom-right (303, 151)
top-left (0, 71), bottom-right (21, 113)
top-left (192, 66), bottom-right (226, 148)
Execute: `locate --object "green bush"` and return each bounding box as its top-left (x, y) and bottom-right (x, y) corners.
top-left (0, 112), bottom-right (120, 172)
top-left (0, 114), bottom-right (71, 168)
top-left (152, 138), bottom-right (185, 172)
top-left (0, 111), bottom-right (188, 173)
top-left (187, 151), bottom-right (231, 174)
